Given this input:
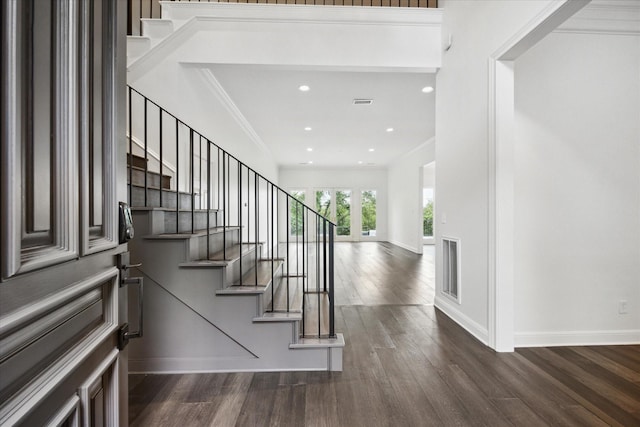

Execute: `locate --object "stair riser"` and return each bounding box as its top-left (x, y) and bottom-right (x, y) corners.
top-left (164, 210), bottom-right (220, 234)
top-left (224, 245), bottom-right (261, 288)
top-left (260, 265), bottom-right (285, 314)
top-left (131, 185), bottom-right (200, 210)
top-left (192, 230), bottom-right (240, 261)
top-left (128, 167), bottom-right (171, 190)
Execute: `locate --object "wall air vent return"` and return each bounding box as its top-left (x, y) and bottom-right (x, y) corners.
top-left (442, 237), bottom-right (460, 302)
top-left (353, 99), bottom-right (373, 105)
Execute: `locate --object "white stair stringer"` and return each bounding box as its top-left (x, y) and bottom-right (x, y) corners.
top-left (127, 209), bottom-right (344, 373)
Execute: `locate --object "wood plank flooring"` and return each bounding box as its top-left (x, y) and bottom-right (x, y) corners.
top-left (129, 242), bottom-right (640, 427)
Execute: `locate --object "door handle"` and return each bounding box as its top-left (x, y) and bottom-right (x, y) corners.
top-left (116, 252), bottom-right (144, 350)
top-left (118, 276), bottom-right (143, 350)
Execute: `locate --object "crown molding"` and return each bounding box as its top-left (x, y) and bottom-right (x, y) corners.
top-left (194, 68), bottom-right (273, 157)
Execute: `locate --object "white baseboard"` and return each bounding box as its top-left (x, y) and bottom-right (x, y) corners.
top-left (434, 295), bottom-right (489, 346)
top-left (515, 330), bottom-right (640, 348)
top-left (387, 240), bottom-right (421, 254)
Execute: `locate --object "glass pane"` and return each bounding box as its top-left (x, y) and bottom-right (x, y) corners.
top-left (315, 190), bottom-right (331, 220)
top-left (336, 190), bottom-right (350, 236)
top-left (361, 190), bottom-right (377, 236)
top-left (423, 188), bottom-right (434, 237)
top-left (289, 190), bottom-right (305, 236)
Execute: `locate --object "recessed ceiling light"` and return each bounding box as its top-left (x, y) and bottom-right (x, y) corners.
top-left (304, 127), bottom-right (312, 131)
top-left (307, 147), bottom-right (313, 152)
top-left (358, 161), bottom-right (363, 164)
top-left (368, 148), bottom-right (375, 152)
top-left (308, 160), bottom-right (313, 164)
top-left (299, 85), bottom-right (310, 92)
top-left (422, 86), bottom-right (434, 93)
top-left (386, 128), bottom-right (394, 132)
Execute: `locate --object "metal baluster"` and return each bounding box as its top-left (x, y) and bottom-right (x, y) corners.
top-left (207, 142), bottom-right (211, 259)
top-left (271, 183), bottom-right (275, 311)
top-left (323, 218), bottom-right (327, 292)
top-left (222, 152), bottom-right (226, 260)
top-left (238, 162), bottom-right (242, 286)
top-left (317, 214), bottom-right (321, 337)
top-left (301, 205), bottom-right (306, 336)
top-left (159, 108), bottom-right (163, 207)
top-left (254, 173), bottom-right (259, 287)
top-left (175, 119), bottom-right (179, 233)
top-left (190, 129), bottom-right (194, 234)
top-left (128, 87), bottom-right (132, 205)
top-left (286, 195), bottom-right (290, 313)
top-left (329, 222), bottom-right (335, 337)
top-left (143, 99), bottom-right (148, 206)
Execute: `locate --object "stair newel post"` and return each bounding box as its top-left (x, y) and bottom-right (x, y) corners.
top-left (128, 87), bottom-right (132, 205)
top-left (175, 118), bottom-right (179, 233)
top-left (329, 222), bottom-right (335, 338)
top-left (143, 97), bottom-right (148, 206)
top-left (189, 129), bottom-right (194, 234)
top-left (238, 162), bottom-right (242, 286)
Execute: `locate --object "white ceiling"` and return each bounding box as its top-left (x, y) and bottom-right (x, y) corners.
top-left (209, 64), bottom-right (436, 168)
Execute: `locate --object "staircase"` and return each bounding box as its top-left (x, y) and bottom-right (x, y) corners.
top-left (126, 86), bottom-right (343, 372)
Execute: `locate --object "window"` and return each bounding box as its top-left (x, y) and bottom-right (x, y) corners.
top-left (361, 190), bottom-right (377, 237)
top-left (315, 190), bottom-right (331, 220)
top-left (289, 190), bottom-right (305, 236)
top-left (423, 188), bottom-right (434, 237)
top-left (335, 190), bottom-right (351, 236)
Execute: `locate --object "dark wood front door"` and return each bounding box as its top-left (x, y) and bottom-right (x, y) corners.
top-left (1, 0), bottom-right (129, 425)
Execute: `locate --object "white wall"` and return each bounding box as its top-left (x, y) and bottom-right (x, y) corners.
top-left (513, 31), bottom-right (640, 346)
top-left (279, 167), bottom-right (388, 241)
top-left (388, 139), bottom-right (435, 253)
top-left (435, 0), bottom-right (560, 343)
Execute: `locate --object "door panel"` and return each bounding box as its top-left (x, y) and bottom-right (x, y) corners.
top-left (1, 0), bottom-right (128, 425)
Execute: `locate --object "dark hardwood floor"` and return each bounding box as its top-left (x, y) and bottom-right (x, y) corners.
top-left (129, 242), bottom-right (640, 427)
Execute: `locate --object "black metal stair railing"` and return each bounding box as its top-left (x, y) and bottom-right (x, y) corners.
top-left (128, 0), bottom-right (438, 36)
top-left (126, 86), bottom-right (336, 339)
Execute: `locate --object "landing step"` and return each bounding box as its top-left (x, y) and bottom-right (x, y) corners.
top-left (253, 312), bottom-right (302, 322)
top-left (289, 333), bottom-right (345, 349)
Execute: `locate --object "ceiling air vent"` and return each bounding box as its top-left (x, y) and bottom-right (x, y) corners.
top-left (353, 99), bottom-right (373, 105)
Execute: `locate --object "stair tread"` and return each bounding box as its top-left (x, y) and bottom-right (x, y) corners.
top-left (131, 206), bottom-right (221, 213)
top-left (232, 259), bottom-right (283, 287)
top-left (145, 226), bottom-right (239, 240)
top-left (254, 312), bottom-right (303, 322)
